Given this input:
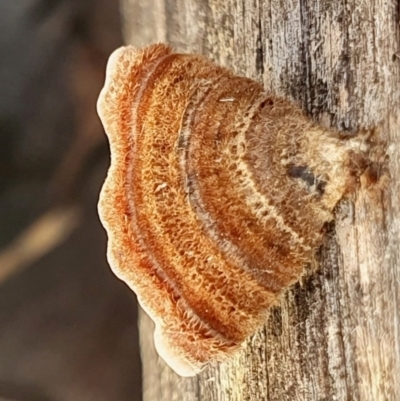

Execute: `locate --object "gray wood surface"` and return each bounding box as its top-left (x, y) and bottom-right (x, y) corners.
top-left (122, 0), bottom-right (400, 400)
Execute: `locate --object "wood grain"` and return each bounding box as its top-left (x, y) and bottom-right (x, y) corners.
top-left (122, 0), bottom-right (400, 400)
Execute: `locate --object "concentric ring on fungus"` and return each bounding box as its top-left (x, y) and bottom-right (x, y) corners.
top-left (97, 44), bottom-right (367, 376)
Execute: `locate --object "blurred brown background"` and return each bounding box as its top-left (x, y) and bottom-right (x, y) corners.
top-left (0, 1), bottom-right (142, 400)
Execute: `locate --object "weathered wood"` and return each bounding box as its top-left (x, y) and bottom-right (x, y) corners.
top-left (122, 0), bottom-right (400, 400)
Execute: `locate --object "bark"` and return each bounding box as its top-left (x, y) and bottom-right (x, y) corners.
top-left (122, 0), bottom-right (400, 400)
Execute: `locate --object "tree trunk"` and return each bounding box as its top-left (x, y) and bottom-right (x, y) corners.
top-left (121, 1), bottom-right (400, 400)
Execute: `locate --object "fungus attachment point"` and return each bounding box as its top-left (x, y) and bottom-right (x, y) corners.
top-left (97, 44), bottom-right (366, 376)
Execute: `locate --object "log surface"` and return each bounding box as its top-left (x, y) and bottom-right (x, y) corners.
top-left (122, 0), bottom-right (400, 400)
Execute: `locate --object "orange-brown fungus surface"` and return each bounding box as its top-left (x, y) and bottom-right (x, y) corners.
top-left (97, 44), bottom-right (366, 376)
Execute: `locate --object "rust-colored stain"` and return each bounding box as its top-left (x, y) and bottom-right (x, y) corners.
top-left (97, 44), bottom-right (366, 376)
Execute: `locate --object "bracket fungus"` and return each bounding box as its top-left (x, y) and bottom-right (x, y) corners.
top-left (97, 44), bottom-right (367, 376)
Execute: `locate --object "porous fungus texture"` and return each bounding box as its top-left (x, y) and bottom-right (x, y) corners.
top-left (97, 44), bottom-right (360, 376)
